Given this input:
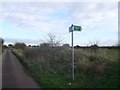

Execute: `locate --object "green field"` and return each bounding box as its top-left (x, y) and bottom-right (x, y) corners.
top-left (13, 47), bottom-right (119, 88)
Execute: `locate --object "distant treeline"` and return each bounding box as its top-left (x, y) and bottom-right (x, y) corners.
top-left (74, 45), bottom-right (119, 49)
top-left (2, 41), bottom-right (119, 50)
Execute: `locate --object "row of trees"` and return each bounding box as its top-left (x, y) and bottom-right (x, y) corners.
top-left (3, 43), bottom-right (26, 49)
top-left (3, 41), bottom-right (118, 51)
top-left (4, 43), bottom-right (70, 49)
top-left (2, 34), bottom-right (70, 49)
top-left (1, 33), bottom-right (119, 50)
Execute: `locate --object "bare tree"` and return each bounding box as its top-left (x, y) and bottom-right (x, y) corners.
top-left (46, 33), bottom-right (63, 47)
top-left (45, 33), bottom-right (63, 61)
top-left (89, 40), bottom-right (100, 54)
top-left (89, 41), bottom-right (99, 46)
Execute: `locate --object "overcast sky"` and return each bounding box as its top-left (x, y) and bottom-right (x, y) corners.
top-left (0, 0), bottom-right (119, 46)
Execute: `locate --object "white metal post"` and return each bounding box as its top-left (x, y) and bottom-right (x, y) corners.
top-left (72, 30), bottom-right (74, 80)
top-left (70, 24), bottom-right (81, 80)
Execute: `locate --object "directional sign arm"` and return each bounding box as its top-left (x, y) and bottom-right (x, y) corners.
top-left (73, 25), bottom-right (82, 31)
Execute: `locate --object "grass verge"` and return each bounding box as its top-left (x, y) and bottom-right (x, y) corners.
top-left (12, 50), bottom-right (119, 88)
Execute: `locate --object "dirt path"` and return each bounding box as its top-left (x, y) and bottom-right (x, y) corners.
top-left (2, 50), bottom-right (40, 88)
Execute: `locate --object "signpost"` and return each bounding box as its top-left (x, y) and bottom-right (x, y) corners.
top-left (69, 24), bottom-right (82, 80)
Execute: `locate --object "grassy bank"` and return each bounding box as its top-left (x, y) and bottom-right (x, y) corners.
top-left (13, 48), bottom-right (119, 88)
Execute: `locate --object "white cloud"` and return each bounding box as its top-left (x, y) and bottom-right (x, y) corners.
top-left (1, 1), bottom-right (118, 46)
top-left (2, 2), bottom-right (117, 30)
top-left (4, 38), bottom-right (43, 45)
top-left (72, 2), bottom-right (117, 30)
